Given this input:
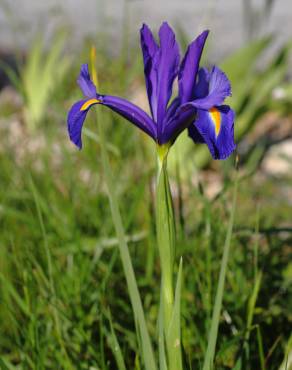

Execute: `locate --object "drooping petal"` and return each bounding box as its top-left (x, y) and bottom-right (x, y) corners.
top-left (77, 64), bottom-right (97, 98)
top-left (140, 23), bottom-right (159, 119)
top-left (188, 105), bottom-right (236, 159)
top-left (99, 94), bottom-right (156, 139)
top-left (178, 30), bottom-right (209, 104)
top-left (192, 66), bottom-right (232, 110)
top-left (155, 22), bottom-right (180, 133)
top-left (67, 98), bottom-right (100, 148)
top-left (68, 93), bottom-right (156, 148)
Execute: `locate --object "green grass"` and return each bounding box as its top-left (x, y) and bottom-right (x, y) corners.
top-left (0, 37), bottom-right (291, 369)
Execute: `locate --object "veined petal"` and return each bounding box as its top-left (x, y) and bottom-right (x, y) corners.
top-left (140, 23), bottom-right (159, 120)
top-left (178, 30), bottom-right (209, 103)
top-left (77, 64), bottom-right (97, 98)
top-left (188, 105), bottom-right (236, 160)
top-left (67, 99), bottom-right (99, 148)
top-left (99, 95), bottom-right (156, 139)
top-left (155, 22), bottom-right (180, 132)
top-left (192, 66), bottom-right (232, 110)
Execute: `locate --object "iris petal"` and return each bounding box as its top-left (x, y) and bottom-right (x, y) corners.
top-left (77, 64), bottom-right (97, 99)
top-left (155, 22), bottom-right (180, 133)
top-left (163, 66), bottom-right (233, 146)
top-left (99, 95), bottom-right (156, 139)
top-left (178, 30), bottom-right (209, 103)
top-left (162, 104), bottom-right (197, 144)
top-left (194, 67), bottom-right (210, 99)
top-left (140, 24), bottom-right (159, 120)
top-left (67, 99), bottom-right (99, 149)
top-left (191, 66), bottom-right (232, 110)
top-left (164, 97), bottom-right (180, 122)
top-left (188, 105), bottom-right (236, 160)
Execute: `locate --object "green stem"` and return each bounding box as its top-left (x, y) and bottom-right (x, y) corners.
top-left (156, 156), bottom-right (175, 327)
top-left (156, 145), bottom-right (182, 370)
top-left (96, 110), bottom-right (156, 370)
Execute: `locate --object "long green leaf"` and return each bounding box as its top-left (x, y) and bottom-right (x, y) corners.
top-left (158, 295), bottom-right (168, 370)
top-left (202, 167), bottom-right (239, 370)
top-left (107, 311), bottom-right (127, 370)
top-left (256, 325), bottom-right (266, 370)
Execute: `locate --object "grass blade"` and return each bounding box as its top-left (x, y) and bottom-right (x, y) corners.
top-left (82, 127), bottom-right (120, 157)
top-left (107, 311), bottom-right (127, 370)
top-left (167, 258), bottom-right (183, 370)
top-left (256, 325), bottom-right (266, 370)
top-left (202, 165), bottom-right (239, 370)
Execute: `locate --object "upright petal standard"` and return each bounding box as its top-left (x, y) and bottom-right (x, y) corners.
top-left (67, 22), bottom-right (236, 160)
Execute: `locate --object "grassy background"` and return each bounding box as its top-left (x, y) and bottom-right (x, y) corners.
top-left (0, 20), bottom-right (291, 370)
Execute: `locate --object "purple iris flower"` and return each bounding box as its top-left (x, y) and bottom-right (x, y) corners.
top-left (68, 22), bottom-right (235, 160)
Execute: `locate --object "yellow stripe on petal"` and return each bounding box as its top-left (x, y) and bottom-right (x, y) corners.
top-left (80, 98), bottom-right (100, 111)
top-left (209, 107), bottom-right (221, 136)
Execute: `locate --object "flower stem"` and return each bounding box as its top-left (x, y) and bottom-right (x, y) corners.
top-left (156, 155), bottom-right (175, 325)
top-left (156, 145), bottom-right (182, 370)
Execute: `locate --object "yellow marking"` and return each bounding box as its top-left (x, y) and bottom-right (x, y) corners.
top-left (80, 98), bottom-right (100, 111)
top-left (209, 107), bottom-right (221, 136)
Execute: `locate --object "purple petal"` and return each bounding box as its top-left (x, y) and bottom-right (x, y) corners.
top-left (164, 97), bottom-right (180, 122)
top-left (161, 103), bottom-right (197, 144)
top-left (140, 24), bottom-right (159, 120)
top-left (188, 105), bottom-right (236, 160)
top-left (67, 99), bottom-right (99, 148)
top-left (194, 68), bottom-right (210, 99)
top-left (186, 125), bottom-right (205, 143)
top-left (178, 30), bottom-right (209, 104)
top-left (192, 66), bottom-right (232, 110)
top-left (77, 64), bottom-right (97, 98)
top-left (165, 66), bottom-right (232, 142)
top-left (100, 95), bottom-right (156, 139)
top-left (155, 22), bottom-right (180, 133)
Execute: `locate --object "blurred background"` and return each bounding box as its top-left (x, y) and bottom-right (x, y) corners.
top-left (0, 0), bottom-right (291, 369)
top-left (0, 0), bottom-right (291, 52)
